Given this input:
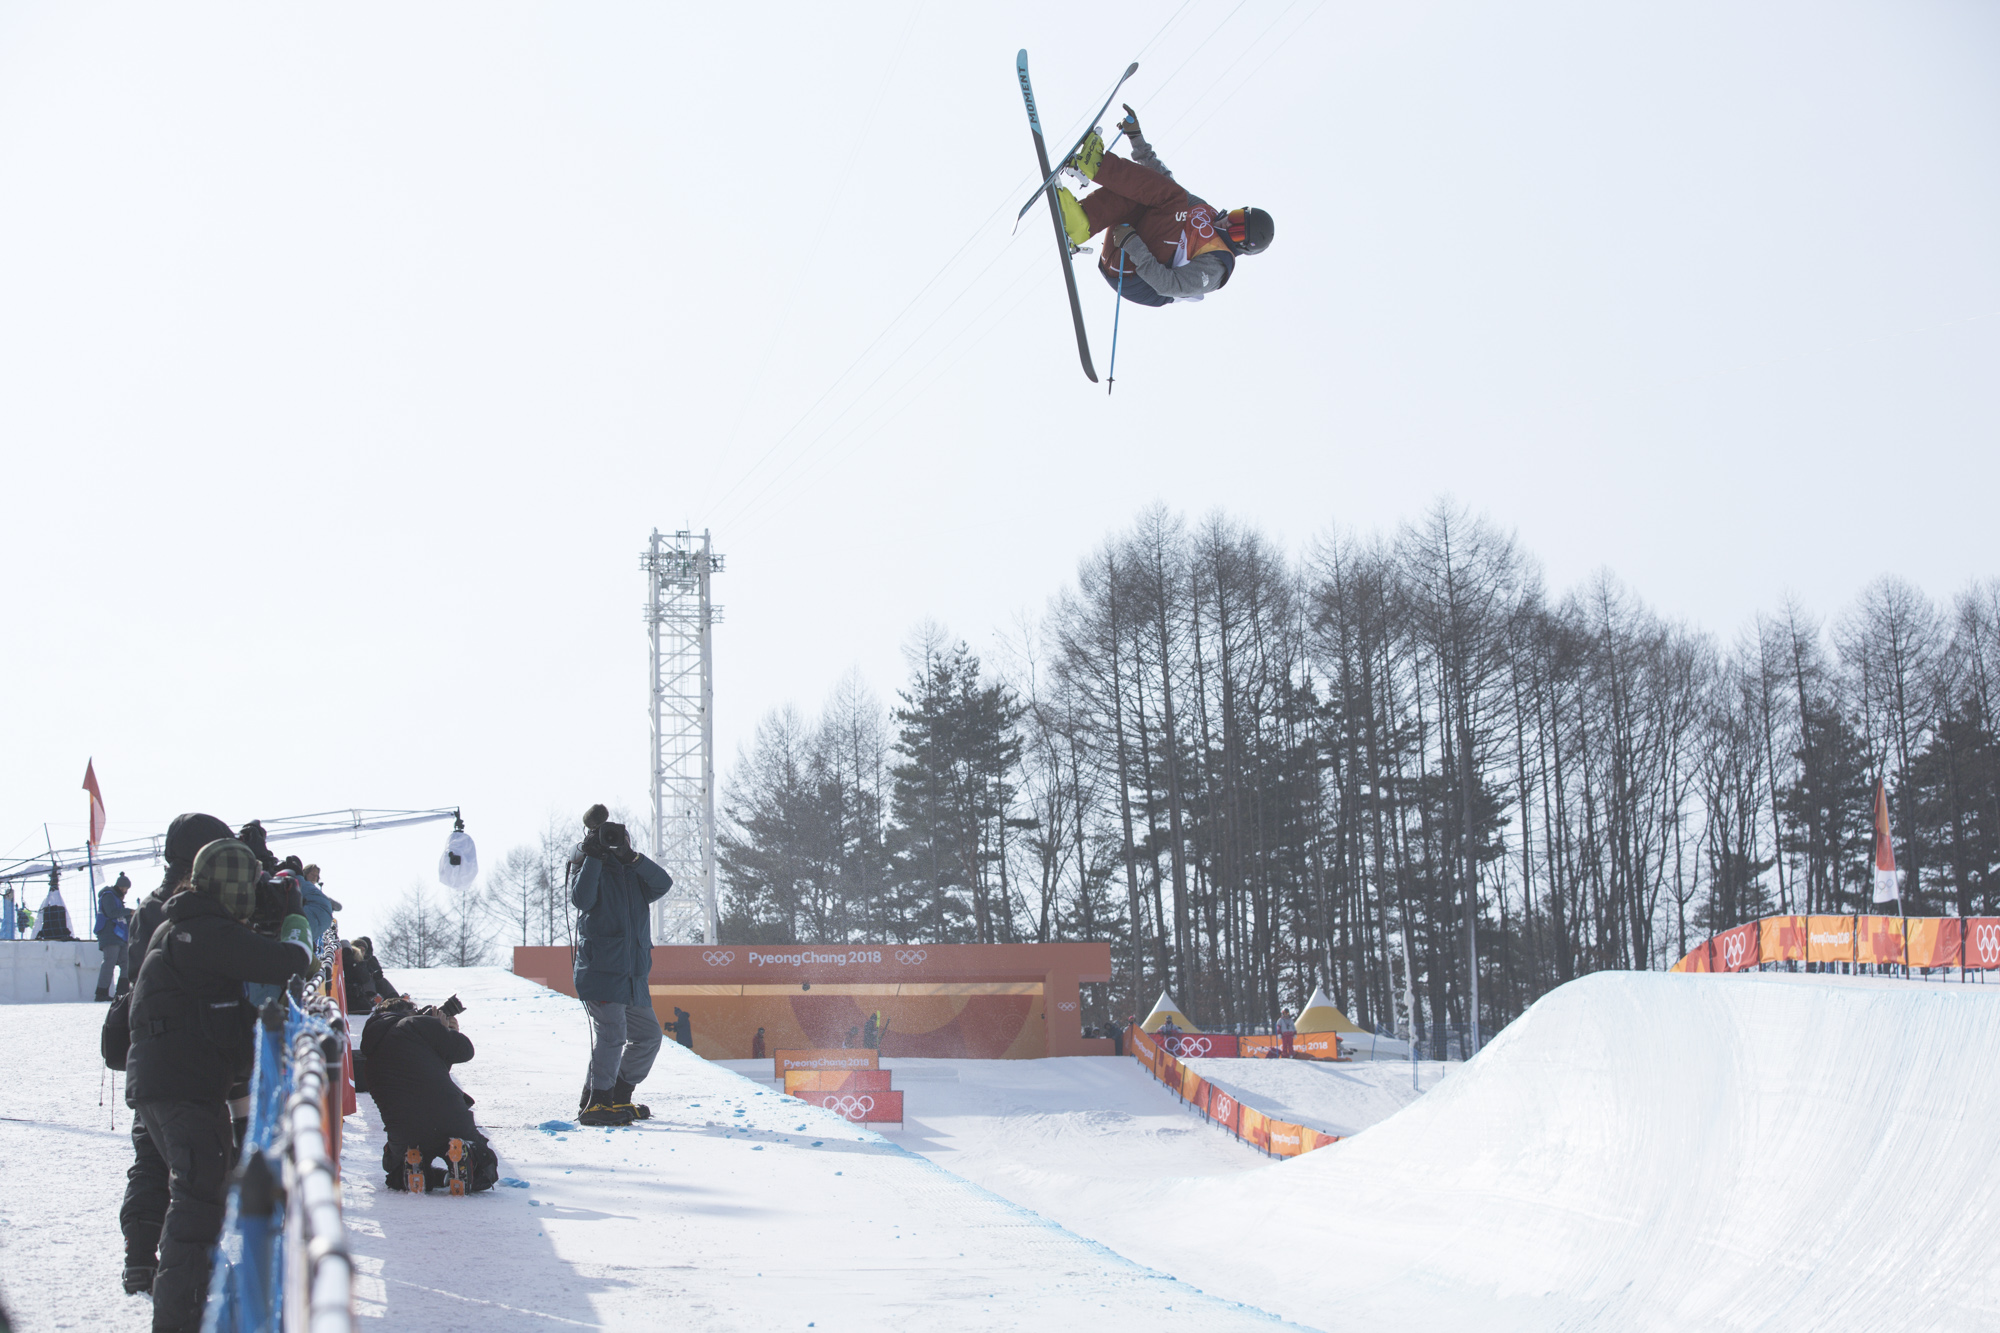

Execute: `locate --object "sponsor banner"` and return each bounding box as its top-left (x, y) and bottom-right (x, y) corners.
top-left (796, 1088), bottom-right (903, 1124)
top-left (1206, 1084), bottom-right (1243, 1135)
top-left (1676, 938), bottom-right (1713, 973)
top-left (1760, 916), bottom-right (1807, 964)
top-left (1240, 1033), bottom-right (1342, 1060)
top-left (784, 1069), bottom-right (893, 1095)
top-left (1806, 916), bottom-right (1855, 965)
top-left (773, 1049), bottom-right (879, 1079)
top-left (1856, 915), bottom-right (1906, 967)
top-left (1127, 1024), bottom-right (1158, 1060)
top-left (1156, 1048), bottom-right (1182, 1088)
top-left (1966, 919), bottom-right (2000, 971)
top-left (1301, 1127), bottom-right (1342, 1152)
top-left (1713, 922), bottom-right (1760, 973)
top-left (1159, 1033), bottom-right (1239, 1059)
top-left (1905, 917), bottom-right (1962, 970)
top-left (1239, 1105), bottom-right (1271, 1152)
top-left (1266, 1119), bottom-right (1306, 1157)
top-left (1180, 1062), bottom-right (1205, 1105)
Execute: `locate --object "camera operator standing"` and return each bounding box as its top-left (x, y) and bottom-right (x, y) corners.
top-left (570, 804), bottom-right (672, 1127)
top-left (124, 838), bottom-right (315, 1333)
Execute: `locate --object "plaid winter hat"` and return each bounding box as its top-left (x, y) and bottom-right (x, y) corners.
top-left (191, 839), bottom-right (262, 922)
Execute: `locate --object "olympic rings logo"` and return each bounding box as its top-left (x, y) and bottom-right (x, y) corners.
top-left (1721, 934), bottom-right (1748, 969)
top-left (701, 950), bottom-right (735, 966)
top-left (1167, 1035), bottom-right (1213, 1057)
top-left (1057, 1001), bottom-right (1077, 1011)
top-left (824, 1095), bottom-right (876, 1121)
top-left (1976, 924), bottom-right (2000, 966)
top-left (894, 949), bottom-right (927, 965)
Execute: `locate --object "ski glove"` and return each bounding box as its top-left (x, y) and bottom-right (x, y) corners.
top-left (1117, 104), bottom-right (1144, 145)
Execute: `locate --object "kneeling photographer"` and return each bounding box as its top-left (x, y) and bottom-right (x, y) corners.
top-left (361, 993), bottom-right (497, 1193)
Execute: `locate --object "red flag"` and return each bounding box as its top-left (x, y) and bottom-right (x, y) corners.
top-left (82, 760), bottom-right (106, 847)
top-left (1872, 778), bottom-right (1899, 904)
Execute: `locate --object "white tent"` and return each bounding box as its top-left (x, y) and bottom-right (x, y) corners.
top-left (1140, 990), bottom-right (1200, 1033)
top-left (1295, 983), bottom-right (1365, 1034)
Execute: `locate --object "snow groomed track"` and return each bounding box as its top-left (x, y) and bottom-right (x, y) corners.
top-left (8, 967), bottom-right (1996, 1330)
top-left (1137, 970), bottom-right (2000, 1331)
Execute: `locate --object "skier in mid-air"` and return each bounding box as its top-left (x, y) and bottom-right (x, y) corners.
top-left (1054, 105), bottom-right (1274, 307)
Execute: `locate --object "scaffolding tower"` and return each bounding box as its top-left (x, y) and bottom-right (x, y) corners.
top-left (642, 529), bottom-right (722, 944)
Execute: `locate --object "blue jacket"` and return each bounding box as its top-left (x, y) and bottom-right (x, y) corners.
top-left (570, 853), bottom-right (672, 1007)
top-left (96, 887), bottom-right (130, 945)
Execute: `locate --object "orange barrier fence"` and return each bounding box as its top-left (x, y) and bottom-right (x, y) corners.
top-left (1126, 1026), bottom-right (1339, 1159)
top-left (1672, 913), bottom-right (2000, 975)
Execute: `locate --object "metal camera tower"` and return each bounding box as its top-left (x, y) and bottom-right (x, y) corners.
top-left (643, 529), bottom-right (723, 944)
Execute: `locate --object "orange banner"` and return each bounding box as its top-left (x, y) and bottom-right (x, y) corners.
top-left (1300, 1127), bottom-right (1341, 1152)
top-left (1240, 1033), bottom-right (1342, 1060)
top-left (1180, 1062), bottom-right (1205, 1104)
top-left (1676, 939), bottom-right (1713, 973)
top-left (1205, 1084), bottom-right (1243, 1135)
top-left (795, 1088), bottom-right (903, 1124)
top-left (1265, 1120), bottom-right (1306, 1157)
top-left (1760, 916), bottom-right (1806, 963)
top-left (773, 1049), bottom-right (878, 1079)
top-left (1905, 917), bottom-right (1961, 969)
top-left (1239, 1105), bottom-right (1271, 1152)
top-left (784, 1069), bottom-right (892, 1094)
top-left (1806, 916), bottom-right (1855, 964)
top-left (1713, 922), bottom-right (1760, 972)
top-left (1855, 915), bottom-right (1906, 966)
top-left (1966, 919), bottom-right (2000, 970)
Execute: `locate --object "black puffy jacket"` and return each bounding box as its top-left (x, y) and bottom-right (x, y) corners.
top-left (360, 1006), bottom-right (476, 1145)
top-left (125, 891), bottom-right (311, 1104)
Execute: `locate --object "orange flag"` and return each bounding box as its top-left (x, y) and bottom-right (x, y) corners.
top-left (82, 760), bottom-right (107, 847)
top-left (1872, 778), bottom-right (1899, 904)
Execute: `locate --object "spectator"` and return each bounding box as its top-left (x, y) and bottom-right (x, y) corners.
top-left (671, 1007), bottom-right (693, 1050)
top-left (751, 1027), bottom-right (766, 1060)
top-left (95, 873), bottom-right (134, 1000)
top-left (111, 811), bottom-right (233, 1298)
top-left (124, 838), bottom-right (313, 1330)
top-left (1277, 1008), bottom-right (1296, 1059)
top-left (570, 804), bottom-right (672, 1127)
top-left (348, 937), bottom-right (401, 1006)
top-left (361, 998), bottom-right (497, 1193)
top-left (1158, 1017), bottom-right (1182, 1037)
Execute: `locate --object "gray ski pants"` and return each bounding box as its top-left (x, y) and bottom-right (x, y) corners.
top-left (584, 999), bottom-right (663, 1092)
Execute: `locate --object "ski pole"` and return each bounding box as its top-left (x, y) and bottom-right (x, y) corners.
top-left (1107, 247), bottom-right (1126, 395)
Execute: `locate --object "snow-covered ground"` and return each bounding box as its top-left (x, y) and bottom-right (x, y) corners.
top-left (10, 966), bottom-right (1998, 1331)
top-left (0, 970), bottom-right (1302, 1332)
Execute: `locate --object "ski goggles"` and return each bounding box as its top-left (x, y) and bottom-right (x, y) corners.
top-left (1225, 209), bottom-right (1249, 245)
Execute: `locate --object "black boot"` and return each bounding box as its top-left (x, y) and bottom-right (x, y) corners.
top-left (578, 1091), bottom-right (635, 1127)
top-left (610, 1078), bottom-right (651, 1121)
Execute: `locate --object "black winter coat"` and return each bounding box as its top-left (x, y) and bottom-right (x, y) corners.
top-left (571, 852), bottom-right (672, 1006)
top-left (360, 1008), bottom-right (476, 1144)
top-left (125, 891), bottom-right (311, 1104)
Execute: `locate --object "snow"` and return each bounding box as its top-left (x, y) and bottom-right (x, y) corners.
top-left (11, 966), bottom-right (1999, 1331)
top-left (1179, 1054), bottom-right (1451, 1137)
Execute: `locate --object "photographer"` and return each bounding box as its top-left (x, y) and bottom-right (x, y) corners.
top-left (124, 838), bottom-right (314, 1332)
top-left (570, 804), bottom-right (672, 1127)
top-left (360, 995), bottom-right (497, 1193)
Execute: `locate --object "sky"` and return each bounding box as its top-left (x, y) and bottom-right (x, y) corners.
top-left (2, 0), bottom-right (1995, 941)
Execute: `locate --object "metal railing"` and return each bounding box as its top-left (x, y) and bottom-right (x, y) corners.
top-left (203, 960), bottom-right (355, 1333)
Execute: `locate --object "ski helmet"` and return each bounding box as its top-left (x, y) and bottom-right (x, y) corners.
top-left (1227, 207), bottom-right (1275, 255)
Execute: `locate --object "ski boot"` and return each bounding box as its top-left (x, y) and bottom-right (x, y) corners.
top-left (1064, 127), bottom-right (1105, 181)
top-left (579, 1091), bottom-right (635, 1128)
top-left (1055, 188), bottom-right (1092, 249)
top-left (403, 1146), bottom-right (427, 1194)
top-left (122, 1264), bottom-right (156, 1297)
top-left (610, 1078), bottom-right (651, 1121)
top-left (445, 1138), bottom-right (467, 1196)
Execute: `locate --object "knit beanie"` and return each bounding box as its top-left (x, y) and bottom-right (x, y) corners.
top-left (191, 839), bottom-right (262, 922)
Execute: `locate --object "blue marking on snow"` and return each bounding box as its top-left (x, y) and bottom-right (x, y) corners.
top-left (537, 1120), bottom-right (575, 1133)
top-left (499, 1178), bottom-right (529, 1188)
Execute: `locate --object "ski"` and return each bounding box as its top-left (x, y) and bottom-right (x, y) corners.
top-left (1017, 49), bottom-right (1098, 383)
top-left (1013, 59), bottom-right (1141, 226)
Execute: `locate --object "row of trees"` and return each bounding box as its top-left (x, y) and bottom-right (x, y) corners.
top-left (716, 503), bottom-right (2000, 1056)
